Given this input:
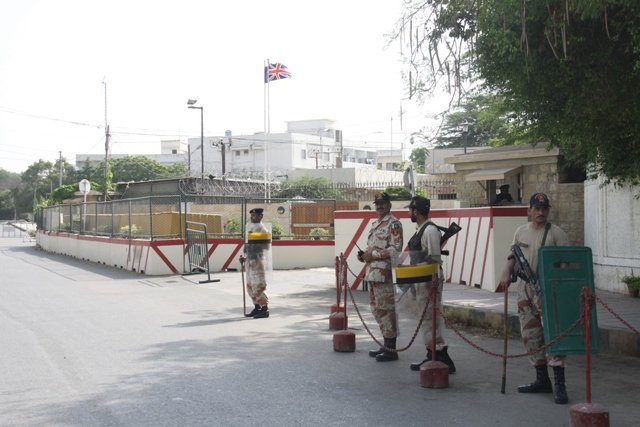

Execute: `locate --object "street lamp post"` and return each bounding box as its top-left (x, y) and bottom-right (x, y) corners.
top-left (187, 99), bottom-right (204, 182)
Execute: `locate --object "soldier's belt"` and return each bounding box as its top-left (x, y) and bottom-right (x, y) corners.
top-left (393, 264), bottom-right (437, 284)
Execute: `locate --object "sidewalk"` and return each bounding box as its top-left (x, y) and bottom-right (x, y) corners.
top-left (441, 282), bottom-right (640, 358)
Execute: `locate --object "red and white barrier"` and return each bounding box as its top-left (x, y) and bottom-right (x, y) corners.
top-left (334, 207), bottom-right (528, 291)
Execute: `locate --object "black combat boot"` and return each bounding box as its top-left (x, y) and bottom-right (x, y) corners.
top-left (375, 338), bottom-right (399, 362)
top-left (409, 349), bottom-right (432, 371)
top-left (245, 304), bottom-right (260, 317)
top-left (435, 346), bottom-right (456, 374)
top-left (369, 347), bottom-right (385, 358)
top-left (253, 305), bottom-right (269, 319)
top-left (518, 364), bottom-right (553, 393)
top-left (553, 366), bottom-right (569, 404)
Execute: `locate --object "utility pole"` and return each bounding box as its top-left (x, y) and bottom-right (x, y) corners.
top-left (103, 79), bottom-right (110, 199)
top-left (335, 130), bottom-right (343, 168)
top-left (218, 138), bottom-right (227, 177)
top-left (59, 151), bottom-right (63, 187)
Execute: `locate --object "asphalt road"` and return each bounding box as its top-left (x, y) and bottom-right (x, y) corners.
top-left (1, 238), bottom-right (639, 427)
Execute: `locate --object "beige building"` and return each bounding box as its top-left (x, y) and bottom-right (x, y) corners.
top-left (445, 144), bottom-right (585, 245)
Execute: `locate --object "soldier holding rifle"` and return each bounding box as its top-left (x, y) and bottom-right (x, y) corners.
top-left (498, 193), bottom-right (571, 404)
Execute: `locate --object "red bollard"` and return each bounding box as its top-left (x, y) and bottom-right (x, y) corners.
top-left (420, 270), bottom-right (449, 388)
top-left (333, 329), bottom-right (356, 352)
top-left (331, 306), bottom-right (346, 314)
top-left (333, 255), bottom-right (355, 352)
top-left (329, 311), bottom-right (347, 330)
top-left (569, 288), bottom-right (609, 427)
top-left (331, 256), bottom-right (340, 314)
top-left (330, 255), bottom-right (346, 329)
top-left (420, 361), bottom-right (449, 388)
top-left (570, 403), bottom-right (610, 427)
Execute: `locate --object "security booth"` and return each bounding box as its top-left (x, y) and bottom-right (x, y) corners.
top-left (538, 246), bottom-right (599, 354)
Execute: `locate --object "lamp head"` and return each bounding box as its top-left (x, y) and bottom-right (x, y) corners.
top-left (187, 99), bottom-right (198, 106)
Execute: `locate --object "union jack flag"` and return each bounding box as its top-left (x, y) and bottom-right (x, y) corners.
top-left (264, 62), bottom-right (292, 83)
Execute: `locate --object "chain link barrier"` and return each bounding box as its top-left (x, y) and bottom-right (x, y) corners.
top-left (339, 257), bottom-right (640, 360)
top-left (595, 293), bottom-right (640, 336)
top-left (341, 256), bottom-right (426, 353)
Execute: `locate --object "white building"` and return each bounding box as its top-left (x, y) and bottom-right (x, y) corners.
top-left (193, 119), bottom-right (379, 179)
top-left (75, 139), bottom-right (188, 171)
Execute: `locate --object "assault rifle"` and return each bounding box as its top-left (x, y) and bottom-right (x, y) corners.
top-left (431, 221), bottom-right (462, 256)
top-left (509, 244), bottom-right (541, 295)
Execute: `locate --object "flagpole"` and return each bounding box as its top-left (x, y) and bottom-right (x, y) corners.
top-left (263, 59), bottom-right (269, 199)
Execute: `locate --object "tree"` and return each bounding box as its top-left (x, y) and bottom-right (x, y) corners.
top-left (271, 176), bottom-right (338, 199)
top-left (435, 93), bottom-right (528, 148)
top-left (409, 147), bottom-right (429, 173)
top-left (0, 168), bottom-right (21, 192)
top-left (394, 0), bottom-right (640, 187)
top-left (109, 156), bottom-right (186, 183)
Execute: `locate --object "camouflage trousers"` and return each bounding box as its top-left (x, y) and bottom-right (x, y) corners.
top-left (246, 258), bottom-right (268, 306)
top-left (517, 282), bottom-right (565, 367)
top-left (367, 281), bottom-right (397, 339)
top-left (416, 277), bottom-right (445, 351)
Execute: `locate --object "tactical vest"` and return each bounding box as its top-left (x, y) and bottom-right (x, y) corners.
top-left (407, 221), bottom-right (439, 265)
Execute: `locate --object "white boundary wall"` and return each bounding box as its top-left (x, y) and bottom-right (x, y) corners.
top-left (36, 205), bottom-right (529, 288)
top-left (584, 178), bottom-right (640, 293)
top-left (36, 232), bottom-right (334, 275)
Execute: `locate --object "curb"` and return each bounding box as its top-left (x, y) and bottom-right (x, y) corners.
top-left (443, 303), bottom-right (640, 358)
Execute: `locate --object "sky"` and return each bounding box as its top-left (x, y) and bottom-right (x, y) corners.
top-left (0, 0), bottom-right (448, 174)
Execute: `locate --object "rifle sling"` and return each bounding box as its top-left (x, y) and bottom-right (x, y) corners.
top-left (541, 222), bottom-right (551, 247)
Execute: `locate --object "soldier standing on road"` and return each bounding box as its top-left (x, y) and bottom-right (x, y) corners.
top-left (358, 192), bottom-right (403, 362)
top-left (405, 196), bottom-right (456, 374)
top-left (498, 192), bottom-right (571, 404)
top-left (240, 208), bottom-right (270, 319)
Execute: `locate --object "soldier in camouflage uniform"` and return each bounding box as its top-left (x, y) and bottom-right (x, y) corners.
top-left (498, 193), bottom-right (571, 404)
top-left (240, 208), bottom-right (270, 319)
top-left (357, 192), bottom-right (403, 362)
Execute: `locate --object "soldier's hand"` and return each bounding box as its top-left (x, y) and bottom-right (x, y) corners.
top-left (357, 250), bottom-right (364, 262)
top-left (239, 255), bottom-right (246, 264)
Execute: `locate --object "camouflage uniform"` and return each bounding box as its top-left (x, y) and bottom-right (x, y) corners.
top-left (246, 221), bottom-right (269, 306)
top-left (512, 222), bottom-right (570, 367)
top-left (365, 213), bottom-right (403, 339)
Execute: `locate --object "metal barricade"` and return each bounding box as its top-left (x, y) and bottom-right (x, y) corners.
top-left (183, 221), bottom-right (220, 284)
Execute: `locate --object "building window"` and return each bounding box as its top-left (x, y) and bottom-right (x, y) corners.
top-left (301, 149), bottom-right (307, 159)
top-left (172, 149), bottom-right (177, 154)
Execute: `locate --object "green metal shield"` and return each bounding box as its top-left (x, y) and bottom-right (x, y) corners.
top-left (538, 246), bottom-right (598, 355)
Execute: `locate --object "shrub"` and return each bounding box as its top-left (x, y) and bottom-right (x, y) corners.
top-left (309, 227), bottom-right (330, 240)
